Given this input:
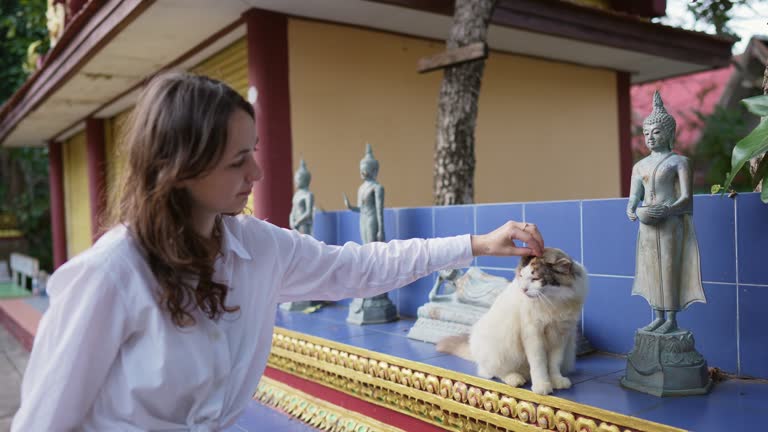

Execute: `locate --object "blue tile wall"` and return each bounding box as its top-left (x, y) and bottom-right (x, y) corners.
top-left (396, 207), bottom-right (433, 240)
top-left (737, 193), bottom-right (768, 286)
top-left (337, 211), bottom-right (361, 244)
top-left (325, 192), bottom-right (768, 377)
top-left (678, 283), bottom-right (738, 373)
top-left (434, 205), bottom-right (474, 238)
top-left (524, 201), bottom-right (582, 263)
top-left (476, 203), bottom-right (523, 269)
top-left (383, 209), bottom-right (397, 242)
top-left (739, 285), bottom-right (768, 378)
top-left (312, 211), bottom-right (338, 245)
top-left (582, 198), bottom-right (636, 276)
top-left (583, 276), bottom-right (650, 354)
top-left (693, 195), bottom-right (736, 283)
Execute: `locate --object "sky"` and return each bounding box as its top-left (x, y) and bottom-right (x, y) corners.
top-left (657, 0), bottom-right (768, 54)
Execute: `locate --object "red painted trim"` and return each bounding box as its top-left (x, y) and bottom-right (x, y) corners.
top-left (617, 71), bottom-right (632, 197)
top-left (48, 141), bottom-right (68, 269)
top-left (86, 118), bottom-right (107, 240)
top-left (244, 9), bottom-right (293, 228)
top-left (264, 367), bottom-right (445, 432)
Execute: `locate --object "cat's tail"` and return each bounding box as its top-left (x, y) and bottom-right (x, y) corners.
top-left (436, 334), bottom-right (472, 361)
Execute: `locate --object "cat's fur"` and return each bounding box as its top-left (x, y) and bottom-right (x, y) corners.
top-left (436, 248), bottom-right (588, 395)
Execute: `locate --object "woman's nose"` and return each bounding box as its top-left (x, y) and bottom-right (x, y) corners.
top-left (247, 156), bottom-right (263, 183)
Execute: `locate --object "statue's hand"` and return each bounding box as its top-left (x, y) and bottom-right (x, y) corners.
top-left (343, 193), bottom-right (351, 209)
top-left (646, 204), bottom-right (670, 219)
top-left (626, 208), bottom-right (637, 221)
top-left (376, 230), bottom-right (384, 242)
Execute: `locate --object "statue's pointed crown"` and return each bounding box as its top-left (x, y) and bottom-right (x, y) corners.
top-left (295, 158), bottom-right (311, 181)
top-left (361, 142), bottom-right (378, 165)
top-left (643, 90), bottom-right (676, 138)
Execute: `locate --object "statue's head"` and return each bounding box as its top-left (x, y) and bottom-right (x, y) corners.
top-left (642, 91), bottom-right (676, 152)
top-left (359, 143), bottom-right (379, 180)
top-left (294, 159), bottom-right (311, 189)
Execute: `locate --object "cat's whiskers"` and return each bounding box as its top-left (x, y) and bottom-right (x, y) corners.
top-left (536, 291), bottom-right (556, 319)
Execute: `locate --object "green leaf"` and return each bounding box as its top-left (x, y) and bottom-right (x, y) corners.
top-left (711, 184), bottom-right (723, 194)
top-left (763, 176), bottom-right (768, 204)
top-left (722, 118), bottom-right (768, 192)
top-left (742, 95), bottom-right (768, 117)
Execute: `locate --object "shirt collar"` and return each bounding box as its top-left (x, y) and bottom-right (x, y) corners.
top-left (219, 218), bottom-right (252, 260)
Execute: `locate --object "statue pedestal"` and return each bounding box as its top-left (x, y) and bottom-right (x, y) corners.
top-left (279, 301), bottom-right (324, 312)
top-left (621, 329), bottom-right (712, 397)
top-left (347, 293), bottom-right (398, 325)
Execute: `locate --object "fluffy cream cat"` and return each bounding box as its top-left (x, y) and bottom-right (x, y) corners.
top-left (436, 248), bottom-right (588, 395)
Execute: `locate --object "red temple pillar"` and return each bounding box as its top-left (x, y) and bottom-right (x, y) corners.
top-left (85, 118), bottom-right (107, 241)
top-left (47, 141), bottom-right (67, 269)
top-left (617, 71), bottom-right (632, 197)
top-left (243, 8), bottom-right (293, 228)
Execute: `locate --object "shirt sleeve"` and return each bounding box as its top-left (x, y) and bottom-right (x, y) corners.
top-left (12, 257), bottom-right (131, 431)
top-left (269, 224), bottom-right (473, 303)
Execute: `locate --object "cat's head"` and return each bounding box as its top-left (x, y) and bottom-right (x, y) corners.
top-left (515, 248), bottom-right (586, 301)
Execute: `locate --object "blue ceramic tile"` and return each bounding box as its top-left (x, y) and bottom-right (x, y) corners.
top-left (309, 304), bottom-right (352, 324)
top-left (583, 276), bottom-right (650, 355)
top-left (739, 285), bottom-right (768, 378)
top-left (555, 371), bottom-right (659, 417)
top-left (235, 399), bottom-right (317, 431)
top-left (476, 203), bottom-right (523, 269)
top-left (420, 354), bottom-right (478, 376)
top-left (524, 201), bottom-right (581, 262)
top-left (568, 353), bottom-right (626, 385)
top-left (297, 322), bottom-right (374, 342)
top-left (582, 198), bottom-right (636, 276)
top-left (737, 192), bottom-right (768, 285)
top-left (434, 205), bottom-right (474, 238)
top-left (396, 207), bottom-right (433, 240)
top-left (312, 211), bottom-right (338, 245)
top-left (364, 316), bottom-right (417, 336)
top-left (677, 283), bottom-right (738, 373)
top-left (395, 274), bottom-right (434, 318)
top-left (635, 379), bottom-right (768, 432)
top-left (383, 208), bottom-right (397, 241)
top-left (342, 332), bottom-right (442, 361)
top-left (337, 211), bottom-right (360, 244)
top-left (693, 195), bottom-right (736, 283)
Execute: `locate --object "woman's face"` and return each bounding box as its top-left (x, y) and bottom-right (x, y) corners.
top-left (643, 123), bottom-right (671, 152)
top-left (184, 108), bottom-right (262, 217)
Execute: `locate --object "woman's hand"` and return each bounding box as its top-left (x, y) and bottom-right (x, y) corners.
top-left (471, 221), bottom-right (544, 257)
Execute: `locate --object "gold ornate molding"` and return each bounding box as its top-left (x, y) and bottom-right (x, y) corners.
top-left (255, 376), bottom-right (405, 431)
top-left (269, 327), bottom-right (687, 432)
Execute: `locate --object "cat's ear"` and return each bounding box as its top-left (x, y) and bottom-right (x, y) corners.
top-left (553, 258), bottom-right (572, 274)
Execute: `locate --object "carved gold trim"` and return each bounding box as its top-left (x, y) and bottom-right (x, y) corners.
top-left (255, 376), bottom-right (406, 431)
top-left (269, 327), bottom-right (687, 432)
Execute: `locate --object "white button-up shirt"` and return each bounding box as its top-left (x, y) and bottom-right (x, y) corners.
top-left (13, 215), bottom-right (472, 431)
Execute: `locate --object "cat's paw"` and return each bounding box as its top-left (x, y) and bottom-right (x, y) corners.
top-left (531, 381), bottom-right (553, 395)
top-left (551, 376), bottom-right (571, 390)
top-left (501, 373), bottom-right (526, 387)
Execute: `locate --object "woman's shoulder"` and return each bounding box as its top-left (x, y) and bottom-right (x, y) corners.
top-left (51, 225), bottom-right (145, 289)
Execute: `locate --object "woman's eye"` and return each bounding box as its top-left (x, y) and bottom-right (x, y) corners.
top-left (231, 159), bottom-right (245, 168)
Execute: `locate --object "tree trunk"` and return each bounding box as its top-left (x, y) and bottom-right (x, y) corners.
top-left (433, 0), bottom-right (497, 206)
top-left (750, 64), bottom-right (768, 192)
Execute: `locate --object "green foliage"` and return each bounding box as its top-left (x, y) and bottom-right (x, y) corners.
top-left (1, 0), bottom-right (49, 104)
top-left (716, 95), bottom-right (768, 202)
top-left (0, 0), bottom-right (51, 269)
top-left (693, 105), bottom-right (753, 194)
top-left (686, 0), bottom-right (752, 38)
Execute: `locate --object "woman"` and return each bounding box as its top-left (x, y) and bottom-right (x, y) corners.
top-left (12, 72), bottom-right (544, 431)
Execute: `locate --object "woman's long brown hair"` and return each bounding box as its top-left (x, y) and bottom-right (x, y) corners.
top-left (116, 72), bottom-right (253, 327)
